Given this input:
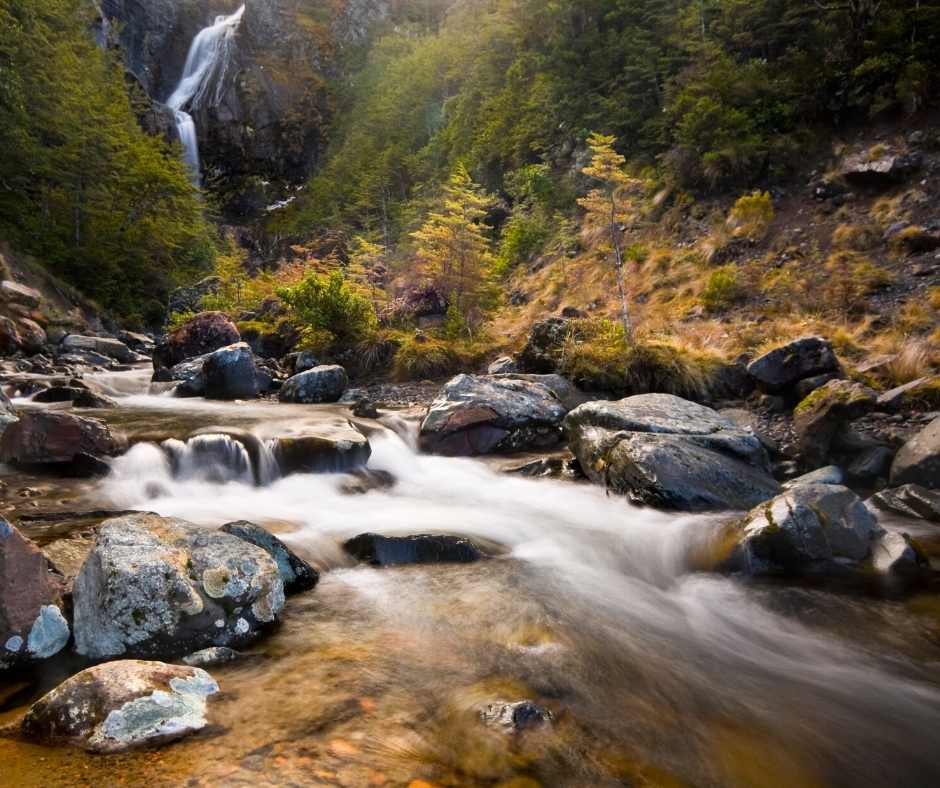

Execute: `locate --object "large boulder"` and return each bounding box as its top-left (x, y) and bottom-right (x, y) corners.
top-left (793, 379), bottom-right (876, 466)
top-left (746, 336), bottom-right (839, 393)
top-left (730, 484), bottom-right (882, 575)
top-left (61, 335), bottom-right (136, 364)
top-left (0, 411), bottom-right (122, 476)
top-left (343, 533), bottom-right (485, 566)
top-left (564, 394), bottom-right (780, 511)
top-left (22, 660), bottom-right (219, 753)
top-left (72, 513), bottom-right (285, 660)
top-left (1, 519), bottom-right (70, 670)
top-left (202, 342), bottom-right (259, 400)
top-left (419, 374), bottom-right (569, 456)
top-left (271, 420), bottom-right (370, 474)
top-left (278, 365), bottom-right (348, 404)
top-left (220, 521), bottom-right (318, 593)
top-left (154, 312), bottom-right (240, 371)
top-left (890, 416), bottom-right (940, 490)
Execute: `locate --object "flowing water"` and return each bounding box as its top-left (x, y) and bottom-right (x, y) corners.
top-left (166, 5), bottom-right (245, 180)
top-left (1, 368), bottom-right (940, 787)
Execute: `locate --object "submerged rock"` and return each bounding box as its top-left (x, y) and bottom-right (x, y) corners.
top-left (221, 521), bottom-right (318, 593)
top-left (279, 365), bottom-right (348, 404)
top-left (746, 336), bottom-right (839, 393)
top-left (182, 646), bottom-right (240, 668)
top-left (0, 411), bottom-right (122, 476)
top-left (72, 513), bottom-right (285, 660)
top-left (22, 660), bottom-right (219, 753)
top-left (343, 533), bottom-right (485, 566)
top-left (565, 394), bottom-right (779, 511)
top-left (272, 420), bottom-right (371, 474)
top-left (419, 374), bottom-right (569, 457)
top-left (480, 700), bottom-right (554, 733)
top-left (890, 416), bottom-right (940, 490)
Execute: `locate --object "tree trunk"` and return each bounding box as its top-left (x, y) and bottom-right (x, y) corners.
top-left (609, 194), bottom-right (632, 341)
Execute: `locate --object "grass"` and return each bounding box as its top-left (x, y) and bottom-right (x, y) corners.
top-left (882, 340), bottom-right (937, 385)
top-left (831, 223), bottom-right (881, 251)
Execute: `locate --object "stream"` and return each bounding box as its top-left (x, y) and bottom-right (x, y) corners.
top-left (1, 367), bottom-right (940, 787)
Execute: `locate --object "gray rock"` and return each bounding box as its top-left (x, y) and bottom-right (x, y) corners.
top-left (876, 376), bottom-right (940, 413)
top-left (72, 513), bottom-right (285, 660)
top-left (496, 373), bottom-right (589, 412)
top-left (294, 350), bottom-right (321, 375)
top-left (870, 484), bottom-right (940, 522)
top-left (839, 151), bottom-right (922, 189)
top-left (202, 342), bottom-right (259, 400)
top-left (793, 379), bottom-right (876, 466)
top-left (794, 372), bottom-right (842, 401)
top-left (343, 533), bottom-right (485, 566)
top-left (565, 394), bottom-right (779, 511)
top-left (279, 365), bottom-right (348, 404)
top-left (784, 466), bottom-right (845, 488)
top-left (22, 660), bottom-right (219, 753)
top-left (182, 646), bottom-right (240, 668)
top-left (271, 420), bottom-right (371, 474)
top-left (420, 374), bottom-right (569, 456)
top-left (847, 445), bottom-right (895, 483)
top-left (480, 701), bottom-right (553, 733)
top-left (871, 531), bottom-right (928, 577)
top-left (488, 356), bottom-right (518, 375)
top-left (890, 416), bottom-right (940, 490)
top-left (746, 336), bottom-right (839, 393)
top-left (167, 276), bottom-right (221, 317)
top-left (731, 484), bottom-right (882, 575)
top-left (118, 331), bottom-right (155, 353)
top-left (221, 521), bottom-right (318, 593)
top-left (61, 335), bottom-right (135, 364)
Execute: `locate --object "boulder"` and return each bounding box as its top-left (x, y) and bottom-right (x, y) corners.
top-left (870, 484), bottom-right (940, 523)
top-left (517, 317), bottom-right (570, 373)
top-left (0, 280), bottom-right (42, 308)
top-left (420, 374), bottom-right (569, 456)
top-left (73, 388), bottom-right (119, 409)
top-left (72, 513), bottom-right (285, 659)
top-left (793, 379), bottom-right (876, 466)
top-left (351, 397), bottom-right (379, 419)
top-left (746, 336), bottom-right (839, 393)
top-left (61, 335), bottom-right (135, 363)
top-left (17, 319), bottom-right (47, 355)
top-left (794, 372), bottom-right (841, 401)
top-left (220, 521), bottom-right (318, 593)
top-left (564, 394), bottom-right (780, 511)
top-left (488, 356), bottom-right (518, 375)
top-left (202, 342), bottom-right (259, 400)
top-left (0, 411), bottom-right (122, 475)
top-left (496, 373), bottom-right (589, 412)
top-left (783, 465), bottom-right (844, 488)
top-left (292, 350), bottom-right (321, 375)
top-left (890, 416), bottom-right (940, 490)
top-left (118, 331), bottom-right (155, 353)
top-left (480, 701), bottom-right (553, 734)
top-left (0, 389), bottom-right (16, 435)
top-left (279, 365), bottom-right (348, 404)
top-left (272, 420), bottom-right (370, 474)
top-left (839, 151), bottom-right (922, 189)
top-left (154, 312), bottom-right (240, 371)
top-left (22, 660), bottom-right (219, 753)
top-left (1, 519), bottom-right (70, 670)
top-left (730, 484), bottom-right (882, 575)
top-left (343, 533), bottom-right (485, 566)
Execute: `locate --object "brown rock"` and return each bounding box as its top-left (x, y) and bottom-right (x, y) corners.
top-left (153, 312), bottom-right (240, 371)
top-left (0, 411), bottom-right (122, 469)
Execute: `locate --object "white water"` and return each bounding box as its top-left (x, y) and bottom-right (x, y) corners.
top-left (166, 5), bottom-right (245, 180)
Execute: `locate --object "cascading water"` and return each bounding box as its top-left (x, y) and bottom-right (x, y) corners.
top-left (166, 5), bottom-right (245, 181)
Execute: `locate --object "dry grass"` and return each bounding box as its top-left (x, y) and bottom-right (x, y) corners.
top-left (831, 223), bottom-right (881, 251)
top-left (882, 340), bottom-right (937, 385)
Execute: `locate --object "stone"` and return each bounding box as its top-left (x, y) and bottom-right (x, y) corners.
top-left (279, 365), bottom-right (348, 404)
top-left (793, 379), bottom-right (876, 466)
top-left (871, 531), bottom-right (928, 577)
top-left (846, 445), bottom-right (895, 483)
top-left (839, 151), bottom-right (922, 189)
top-left (746, 336), bottom-right (839, 393)
top-left (480, 701), bottom-right (553, 733)
top-left (17, 319), bottom-right (47, 355)
top-left (343, 533), bottom-right (485, 566)
top-left (293, 350), bottom-right (320, 375)
top-left (0, 411), bottom-right (122, 474)
top-left (61, 335), bottom-right (135, 363)
top-left (338, 468), bottom-right (397, 495)
top-left (517, 317), bottom-right (570, 373)
top-left (182, 646), bottom-right (240, 668)
top-left (1, 519), bottom-right (69, 670)
top-left (22, 660), bottom-right (219, 753)
top-left (495, 373), bottom-right (589, 412)
top-left (783, 465), bottom-right (844, 488)
top-left (730, 484), bottom-right (882, 575)
top-left (420, 374), bottom-right (569, 457)
top-left (565, 394), bottom-right (779, 511)
top-left (876, 376), bottom-right (940, 413)
top-left (72, 513), bottom-right (285, 660)
top-left (154, 312), bottom-right (240, 371)
top-left (794, 372), bottom-right (842, 401)
top-left (73, 388), bottom-right (119, 409)
top-left (202, 342), bottom-right (259, 400)
top-left (870, 484), bottom-right (940, 523)
top-left (890, 416), bottom-right (940, 490)
top-left (272, 420), bottom-right (371, 474)
top-left (351, 397), bottom-right (379, 419)
top-left (167, 276), bottom-right (221, 317)
top-left (118, 331), bottom-right (155, 353)
top-left (0, 280), bottom-right (42, 308)
top-left (488, 356), bottom-right (518, 375)
top-left (221, 521), bottom-right (318, 593)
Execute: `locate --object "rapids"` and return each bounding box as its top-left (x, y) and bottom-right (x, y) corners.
top-left (2, 367), bottom-right (940, 786)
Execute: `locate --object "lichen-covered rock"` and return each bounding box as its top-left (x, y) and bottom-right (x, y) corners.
top-left (271, 420), bottom-right (371, 474)
top-left (0, 411), bottom-right (122, 475)
top-left (279, 365), bottom-right (348, 404)
top-left (72, 514), bottom-right (285, 660)
top-left (876, 376), bottom-right (940, 413)
top-left (221, 521), bottom-right (318, 593)
top-left (202, 342), bottom-right (259, 400)
top-left (730, 484), bottom-right (882, 575)
top-left (22, 660), bottom-right (219, 753)
top-left (1, 519), bottom-right (70, 670)
top-left (420, 374), bottom-right (569, 456)
top-left (793, 379), bottom-right (876, 466)
top-left (154, 312), bottom-right (240, 371)
top-left (17, 318), bottom-right (47, 355)
top-left (746, 336), bottom-right (839, 393)
top-left (343, 533), bottom-right (485, 566)
top-left (565, 394), bottom-right (779, 511)
top-left (870, 484), bottom-right (940, 523)
top-left (890, 416), bottom-right (940, 490)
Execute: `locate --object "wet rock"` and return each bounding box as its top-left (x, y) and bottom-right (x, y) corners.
top-left (22, 660), bottom-right (219, 753)
top-left (343, 533), bottom-right (485, 566)
top-left (420, 374), bottom-right (569, 457)
top-left (338, 468), bottom-right (396, 495)
top-left (783, 465), bottom-right (844, 488)
top-left (351, 397), bottom-right (379, 419)
top-left (793, 380), bottom-right (876, 466)
top-left (165, 353), bottom-right (209, 396)
top-left (221, 521), bottom-right (318, 594)
top-left (890, 416), bottom-right (940, 490)
top-left (517, 317), bottom-right (570, 373)
top-left (203, 342), bottom-right (259, 400)
top-left (0, 280), bottom-right (42, 308)
top-left (565, 394), bottom-right (779, 511)
top-left (504, 455), bottom-right (584, 480)
top-left (870, 484), bottom-right (940, 523)
top-left (72, 388), bottom-right (119, 409)
top-left (0, 389), bottom-right (16, 435)
top-left (1, 519), bottom-right (69, 670)
top-left (61, 335), bottom-right (135, 364)
top-left (154, 312), bottom-right (240, 371)
top-left (279, 365), bottom-right (348, 404)
top-left (272, 420), bottom-right (370, 474)
top-left (0, 411), bottom-right (122, 476)
top-left (72, 513), bottom-right (285, 659)
top-left (746, 336), bottom-right (839, 393)
top-left (730, 484), bottom-right (882, 575)
top-left (182, 646), bottom-right (240, 668)
top-left (480, 701), bottom-right (553, 733)
top-left (32, 386), bottom-right (81, 403)
top-left (488, 356), bottom-right (518, 375)
top-left (871, 531), bottom-right (928, 578)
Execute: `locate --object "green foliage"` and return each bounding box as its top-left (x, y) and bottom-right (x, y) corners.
top-left (0, 0), bottom-right (214, 318)
top-left (701, 266), bottom-right (743, 313)
top-left (278, 269), bottom-right (376, 347)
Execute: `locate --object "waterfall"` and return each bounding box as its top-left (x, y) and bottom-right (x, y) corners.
top-left (166, 5), bottom-right (245, 181)
top-left (162, 434), bottom-right (254, 485)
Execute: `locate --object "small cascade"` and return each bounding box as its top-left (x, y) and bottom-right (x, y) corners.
top-left (162, 434), bottom-right (254, 485)
top-left (166, 5), bottom-right (245, 181)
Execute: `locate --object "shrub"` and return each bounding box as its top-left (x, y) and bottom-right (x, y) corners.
top-left (727, 191), bottom-right (774, 242)
top-left (831, 223), bottom-right (881, 252)
top-left (701, 266), bottom-right (743, 313)
top-left (392, 335), bottom-right (462, 381)
top-left (495, 210), bottom-right (551, 276)
top-left (823, 252), bottom-right (893, 316)
top-left (278, 269), bottom-right (376, 347)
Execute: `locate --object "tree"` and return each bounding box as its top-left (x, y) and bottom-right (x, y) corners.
top-left (578, 132), bottom-right (641, 340)
top-left (278, 268), bottom-right (376, 348)
top-left (410, 163), bottom-right (495, 335)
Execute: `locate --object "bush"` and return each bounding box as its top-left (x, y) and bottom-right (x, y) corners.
top-left (278, 269), bottom-right (376, 347)
top-left (823, 252), bottom-right (894, 316)
top-left (727, 191), bottom-right (774, 242)
top-left (831, 223), bottom-right (881, 251)
top-left (392, 335), bottom-right (462, 381)
top-left (701, 266), bottom-right (743, 313)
